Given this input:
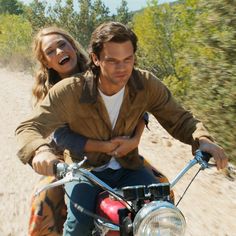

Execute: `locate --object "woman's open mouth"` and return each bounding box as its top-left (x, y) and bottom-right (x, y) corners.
top-left (59, 55), bottom-right (70, 65)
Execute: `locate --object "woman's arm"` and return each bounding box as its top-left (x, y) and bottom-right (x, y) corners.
top-left (53, 125), bottom-right (118, 156)
top-left (53, 113), bottom-right (149, 157)
top-left (109, 112), bottom-right (149, 157)
top-left (133, 112), bottom-right (149, 144)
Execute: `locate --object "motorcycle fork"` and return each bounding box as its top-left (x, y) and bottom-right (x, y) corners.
top-left (118, 208), bottom-right (133, 236)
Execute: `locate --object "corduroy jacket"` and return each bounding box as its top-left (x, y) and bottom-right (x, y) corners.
top-left (16, 68), bottom-right (212, 169)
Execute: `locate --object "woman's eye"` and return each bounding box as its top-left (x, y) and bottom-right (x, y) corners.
top-left (46, 50), bottom-right (54, 56)
top-left (59, 42), bottom-right (66, 48)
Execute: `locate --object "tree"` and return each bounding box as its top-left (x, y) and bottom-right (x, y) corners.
top-left (77, 0), bottom-right (111, 47)
top-left (133, 1), bottom-right (175, 77)
top-left (47, 0), bottom-right (78, 37)
top-left (0, 0), bottom-right (24, 15)
top-left (46, 0), bottom-right (111, 48)
top-left (115, 0), bottom-right (132, 24)
top-left (23, 0), bottom-right (49, 32)
top-left (0, 14), bottom-right (33, 70)
top-left (133, 0), bottom-right (198, 99)
top-left (90, 0), bottom-right (110, 26)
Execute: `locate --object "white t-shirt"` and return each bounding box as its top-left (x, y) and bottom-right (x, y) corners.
top-left (93, 87), bottom-right (125, 171)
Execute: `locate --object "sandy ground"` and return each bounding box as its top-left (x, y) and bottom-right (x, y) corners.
top-left (0, 67), bottom-right (235, 236)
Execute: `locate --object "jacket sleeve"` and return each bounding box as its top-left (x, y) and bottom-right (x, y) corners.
top-left (53, 125), bottom-right (87, 156)
top-left (145, 71), bottom-right (213, 147)
top-left (15, 81), bottom-right (72, 164)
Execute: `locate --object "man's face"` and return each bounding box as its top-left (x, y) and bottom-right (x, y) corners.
top-left (92, 40), bottom-right (135, 95)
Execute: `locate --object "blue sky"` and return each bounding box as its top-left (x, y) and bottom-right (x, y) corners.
top-left (20, 0), bottom-right (176, 14)
top-left (103, 0), bottom-right (176, 13)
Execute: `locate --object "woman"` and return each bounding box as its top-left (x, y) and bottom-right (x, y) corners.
top-left (28, 26), bottom-right (150, 236)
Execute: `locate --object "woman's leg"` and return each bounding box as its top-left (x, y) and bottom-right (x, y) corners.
top-left (29, 176), bottom-right (66, 236)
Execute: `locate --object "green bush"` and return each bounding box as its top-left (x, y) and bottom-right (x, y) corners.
top-left (0, 14), bottom-right (33, 71)
top-left (187, 0), bottom-right (236, 164)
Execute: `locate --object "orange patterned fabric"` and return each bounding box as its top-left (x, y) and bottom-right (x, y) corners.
top-left (28, 176), bottom-right (66, 236)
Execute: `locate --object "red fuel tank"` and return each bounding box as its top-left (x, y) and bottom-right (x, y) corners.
top-left (96, 191), bottom-right (127, 235)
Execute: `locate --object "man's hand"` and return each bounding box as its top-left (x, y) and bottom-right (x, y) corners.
top-left (32, 147), bottom-right (61, 176)
top-left (198, 137), bottom-right (228, 170)
top-left (108, 136), bottom-right (139, 158)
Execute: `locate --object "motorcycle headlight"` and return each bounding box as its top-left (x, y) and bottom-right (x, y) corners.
top-left (133, 201), bottom-right (186, 236)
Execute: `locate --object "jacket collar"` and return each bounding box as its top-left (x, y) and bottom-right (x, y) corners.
top-left (79, 68), bottom-right (144, 104)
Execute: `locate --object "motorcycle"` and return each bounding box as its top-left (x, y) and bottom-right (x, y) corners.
top-left (35, 150), bottom-right (213, 236)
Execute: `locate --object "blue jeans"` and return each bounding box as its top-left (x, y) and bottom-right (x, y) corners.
top-left (63, 166), bottom-right (159, 236)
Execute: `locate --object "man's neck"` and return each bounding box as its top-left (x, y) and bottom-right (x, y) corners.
top-left (98, 79), bottom-right (124, 96)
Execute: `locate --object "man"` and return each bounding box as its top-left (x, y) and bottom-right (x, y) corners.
top-left (16, 22), bottom-right (227, 236)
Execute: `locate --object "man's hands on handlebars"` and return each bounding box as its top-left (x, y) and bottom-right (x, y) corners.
top-left (198, 137), bottom-right (228, 170)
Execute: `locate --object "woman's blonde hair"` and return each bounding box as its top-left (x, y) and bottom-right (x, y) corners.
top-left (32, 26), bottom-right (89, 104)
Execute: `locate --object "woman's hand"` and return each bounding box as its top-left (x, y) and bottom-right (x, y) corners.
top-left (107, 136), bottom-right (139, 158)
top-left (32, 146), bottom-right (61, 176)
top-left (99, 141), bottom-right (120, 153)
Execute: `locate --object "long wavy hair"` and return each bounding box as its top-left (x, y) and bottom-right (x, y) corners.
top-left (32, 26), bottom-right (89, 104)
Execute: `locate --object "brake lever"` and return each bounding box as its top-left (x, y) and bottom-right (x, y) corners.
top-left (34, 172), bottom-right (75, 196)
top-left (207, 163), bottom-right (217, 168)
top-left (35, 157), bottom-right (89, 196)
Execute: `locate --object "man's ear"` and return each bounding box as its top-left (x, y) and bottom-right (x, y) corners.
top-left (91, 53), bottom-right (100, 66)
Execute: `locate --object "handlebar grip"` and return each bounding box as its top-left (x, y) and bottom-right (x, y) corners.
top-left (53, 160), bottom-right (61, 176)
top-left (200, 151), bottom-right (212, 163)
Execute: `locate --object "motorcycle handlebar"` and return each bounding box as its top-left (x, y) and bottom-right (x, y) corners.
top-left (52, 150), bottom-right (213, 187)
top-left (36, 151), bottom-right (215, 201)
top-left (53, 157), bottom-right (88, 178)
top-left (200, 151), bottom-right (212, 163)
top-left (52, 151), bottom-right (213, 179)
top-left (53, 161), bottom-right (69, 178)
top-left (53, 160), bottom-right (61, 176)
top-left (170, 150), bottom-right (213, 188)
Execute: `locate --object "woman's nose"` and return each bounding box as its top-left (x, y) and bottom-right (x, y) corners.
top-left (56, 47), bottom-right (63, 55)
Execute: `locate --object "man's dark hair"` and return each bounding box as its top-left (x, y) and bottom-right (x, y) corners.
top-left (88, 21), bottom-right (138, 77)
